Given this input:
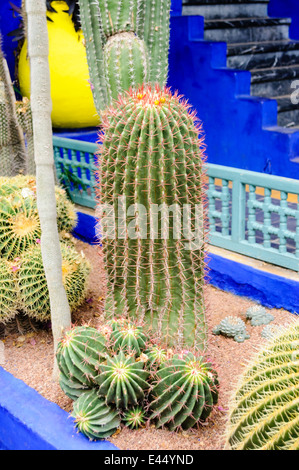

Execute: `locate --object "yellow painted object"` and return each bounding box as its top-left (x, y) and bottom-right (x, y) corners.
top-left (18, 1), bottom-right (99, 128)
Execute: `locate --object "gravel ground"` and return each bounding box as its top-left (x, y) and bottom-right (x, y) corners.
top-left (2, 239), bottom-right (296, 450)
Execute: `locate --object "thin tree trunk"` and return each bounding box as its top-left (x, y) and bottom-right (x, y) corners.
top-left (25, 0), bottom-right (71, 380)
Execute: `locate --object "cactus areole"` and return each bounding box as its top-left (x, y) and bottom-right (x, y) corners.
top-left (98, 85), bottom-right (208, 352)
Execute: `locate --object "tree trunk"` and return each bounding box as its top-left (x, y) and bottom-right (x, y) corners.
top-left (25, 0), bottom-right (71, 380)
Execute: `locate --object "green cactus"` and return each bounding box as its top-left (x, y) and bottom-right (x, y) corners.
top-left (109, 320), bottom-right (147, 355)
top-left (226, 321), bottom-right (299, 450)
top-left (56, 326), bottom-right (107, 387)
top-left (103, 32), bottom-right (148, 104)
top-left (15, 98), bottom-right (35, 175)
top-left (18, 243), bottom-right (91, 322)
top-left (0, 175), bottom-right (77, 235)
top-left (0, 193), bottom-right (41, 260)
top-left (96, 351), bottom-right (149, 408)
top-left (123, 406), bottom-right (146, 429)
top-left (78, 0), bottom-right (171, 111)
top-left (246, 305), bottom-right (274, 327)
top-left (72, 389), bottom-right (120, 440)
top-left (98, 85), bottom-right (208, 351)
top-left (0, 35), bottom-right (27, 177)
top-left (59, 371), bottom-right (93, 401)
top-left (144, 345), bottom-right (169, 370)
top-left (149, 352), bottom-right (219, 431)
top-left (0, 259), bottom-right (18, 324)
top-left (213, 316), bottom-right (250, 343)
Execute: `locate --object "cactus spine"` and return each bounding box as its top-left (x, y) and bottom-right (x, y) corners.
top-left (18, 243), bottom-right (91, 321)
top-left (226, 321), bottom-right (299, 450)
top-left (78, 0), bottom-right (171, 111)
top-left (98, 85), bottom-right (208, 351)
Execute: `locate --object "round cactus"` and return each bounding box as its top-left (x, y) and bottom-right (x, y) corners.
top-left (109, 320), bottom-right (147, 355)
top-left (226, 321), bottom-right (299, 450)
top-left (56, 326), bottom-right (108, 387)
top-left (18, 244), bottom-right (91, 321)
top-left (72, 389), bottom-right (120, 441)
top-left (96, 352), bottom-right (149, 409)
top-left (0, 259), bottom-right (18, 324)
top-left (144, 345), bottom-right (169, 370)
top-left (99, 85), bottom-right (208, 351)
top-left (213, 316), bottom-right (250, 343)
top-left (0, 193), bottom-right (41, 260)
top-left (55, 187), bottom-right (78, 234)
top-left (59, 371), bottom-right (93, 401)
top-left (123, 406), bottom-right (146, 429)
top-left (149, 352), bottom-right (219, 431)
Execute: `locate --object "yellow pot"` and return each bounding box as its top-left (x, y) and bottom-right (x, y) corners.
top-left (18, 1), bottom-right (99, 128)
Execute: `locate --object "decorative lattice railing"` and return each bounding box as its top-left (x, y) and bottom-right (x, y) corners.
top-left (53, 136), bottom-right (299, 272)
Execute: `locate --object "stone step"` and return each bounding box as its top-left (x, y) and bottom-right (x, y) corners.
top-left (227, 40), bottom-right (299, 70)
top-left (204, 17), bottom-right (291, 43)
top-left (251, 65), bottom-right (299, 98)
top-left (183, 1), bottom-right (269, 19)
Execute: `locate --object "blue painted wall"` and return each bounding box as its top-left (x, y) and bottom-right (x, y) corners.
top-left (268, 0), bottom-right (299, 40)
top-left (0, 367), bottom-right (118, 450)
top-left (168, 15), bottom-right (299, 179)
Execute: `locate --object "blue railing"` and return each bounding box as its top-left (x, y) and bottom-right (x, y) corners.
top-left (53, 136), bottom-right (299, 272)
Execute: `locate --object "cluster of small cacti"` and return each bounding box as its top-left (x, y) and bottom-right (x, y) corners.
top-left (57, 322), bottom-right (219, 441)
top-left (98, 85), bottom-right (208, 352)
top-left (245, 305), bottom-right (274, 327)
top-left (0, 176), bottom-right (87, 325)
top-left (213, 316), bottom-right (250, 343)
top-left (226, 321), bottom-right (299, 450)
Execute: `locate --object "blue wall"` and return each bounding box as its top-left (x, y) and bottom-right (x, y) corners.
top-left (269, 0), bottom-right (299, 40)
top-left (0, 0), bottom-right (22, 81)
top-left (168, 15), bottom-right (299, 179)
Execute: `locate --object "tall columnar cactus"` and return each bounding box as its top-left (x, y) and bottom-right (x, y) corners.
top-left (78, 0), bottom-right (171, 111)
top-left (226, 321), bottom-right (299, 450)
top-left (98, 85), bottom-right (208, 351)
top-left (0, 35), bottom-right (27, 176)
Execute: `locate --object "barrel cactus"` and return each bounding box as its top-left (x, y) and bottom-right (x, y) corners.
top-left (213, 316), bottom-right (250, 343)
top-left (96, 352), bottom-right (149, 409)
top-left (109, 320), bottom-right (147, 355)
top-left (123, 406), bottom-right (147, 429)
top-left (144, 345), bottom-right (169, 371)
top-left (149, 352), bottom-right (219, 431)
top-left (98, 85), bottom-right (208, 351)
top-left (0, 259), bottom-right (18, 324)
top-left (0, 193), bottom-right (41, 260)
top-left (56, 326), bottom-right (107, 387)
top-left (59, 372), bottom-right (93, 401)
top-left (72, 389), bottom-right (120, 440)
top-left (18, 243), bottom-right (91, 321)
top-left (226, 321), bottom-right (299, 450)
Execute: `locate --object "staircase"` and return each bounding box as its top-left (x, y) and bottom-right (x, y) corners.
top-left (182, 0), bottom-right (299, 128)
